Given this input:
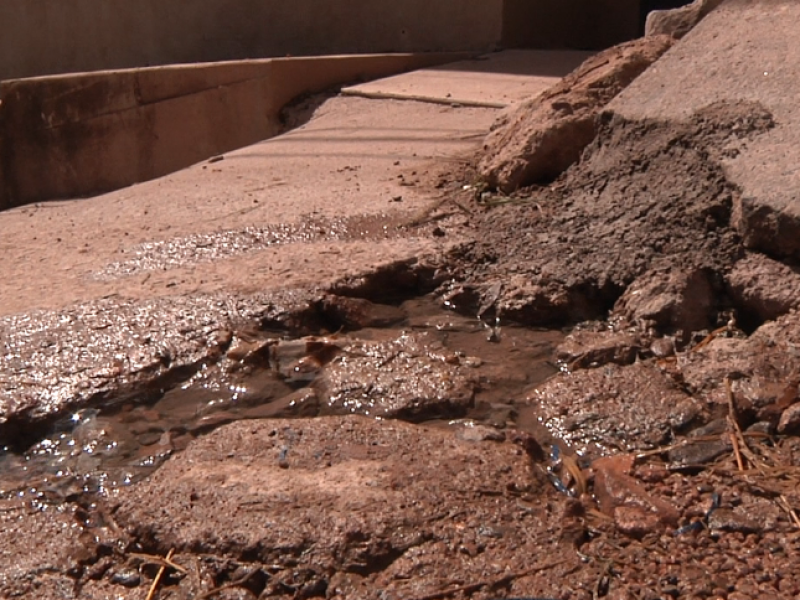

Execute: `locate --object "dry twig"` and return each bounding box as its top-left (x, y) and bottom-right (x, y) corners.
top-left (130, 551), bottom-right (188, 574)
top-left (144, 548), bottom-right (176, 600)
top-left (198, 568), bottom-right (260, 600)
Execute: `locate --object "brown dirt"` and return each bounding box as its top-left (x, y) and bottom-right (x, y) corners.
top-left (447, 100), bottom-right (775, 332)
top-left (478, 35), bottom-right (674, 193)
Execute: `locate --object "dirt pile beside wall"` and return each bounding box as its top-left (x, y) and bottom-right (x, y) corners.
top-left (452, 100), bottom-right (775, 334)
top-left (478, 35), bottom-right (673, 194)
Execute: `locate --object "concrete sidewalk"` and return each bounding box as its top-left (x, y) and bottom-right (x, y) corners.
top-left (0, 50), bottom-right (587, 317)
top-left (342, 50), bottom-right (594, 108)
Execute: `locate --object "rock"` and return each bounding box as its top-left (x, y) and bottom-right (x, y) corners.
top-left (109, 569), bottom-right (141, 588)
top-left (319, 295), bottom-right (406, 330)
top-left (453, 422), bottom-right (506, 442)
top-left (668, 437), bottom-right (732, 467)
top-left (593, 455), bottom-right (680, 536)
top-left (612, 267), bottom-right (715, 339)
top-left (110, 416), bottom-right (567, 599)
top-left (778, 402), bottom-right (800, 434)
top-left (531, 362), bottom-right (702, 456)
top-left (650, 337), bottom-right (676, 358)
top-left (614, 505), bottom-right (663, 538)
top-left (726, 253), bottom-right (800, 324)
top-left (645, 0), bottom-right (726, 40)
top-left (675, 312), bottom-right (800, 422)
top-left (312, 331), bottom-right (475, 420)
top-left (556, 330), bottom-right (642, 369)
top-left (707, 508), bottom-right (762, 534)
top-left (479, 35), bottom-right (673, 193)
top-left (0, 500), bottom-right (87, 598)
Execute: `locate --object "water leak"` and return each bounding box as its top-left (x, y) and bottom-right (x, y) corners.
top-left (94, 213), bottom-right (405, 280)
top-left (0, 295), bottom-right (564, 506)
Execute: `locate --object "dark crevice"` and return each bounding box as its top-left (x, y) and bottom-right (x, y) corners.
top-left (328, 258), bottom-right (444, 304)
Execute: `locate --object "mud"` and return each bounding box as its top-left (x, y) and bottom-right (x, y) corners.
top-left (448, 101), bottom-right (774, 332)
top-left (0, 295), bottom-right (561, 505)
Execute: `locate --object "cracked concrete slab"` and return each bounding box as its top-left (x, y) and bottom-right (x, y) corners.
top-left (608, 0), bottom-right (800, 260)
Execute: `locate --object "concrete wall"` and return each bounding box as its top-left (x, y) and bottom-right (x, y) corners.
top-left (0, 0), bottom-right (661, 82)
top-left (0, 0), bottom-right (503, 81)
top-left (0, 53), bottom-right (467, 209)
top-left (503, 0), bottom-right (642, 50)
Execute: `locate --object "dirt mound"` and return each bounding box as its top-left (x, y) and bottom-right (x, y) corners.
top-left (478, 35), bottom-right (673, 194)
top-left (448, 100), bottom-right (775, 334)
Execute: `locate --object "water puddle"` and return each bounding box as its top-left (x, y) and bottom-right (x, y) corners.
top-left (0, 296), bottom-right (564, 506)
top-left (94, 213), bottom-right (407, 280)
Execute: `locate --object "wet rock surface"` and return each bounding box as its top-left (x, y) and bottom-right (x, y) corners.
top-left (531, 362), bottom-right (702, 456)
top-left (111, 417), bottom-right (570, 599)
top-left (555, 329), bottom-right (642, 370)
top-left (313, 332), bottom-right (475, 419)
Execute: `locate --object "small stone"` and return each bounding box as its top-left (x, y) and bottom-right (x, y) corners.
top-left (777, 403), bottom-right (800, 433)
top-left (745, 421), bottom-right (774, 435)
top-left (556, 330), bottom-right (641, 369)
top-left (707, 508), bottom-right (762, 534)
top-left (614, 505), bottom-right (661, 537)
top-left (726, 252), bottom-right (800, 322)
top-left (613, 267), bottom-right (715, 339)
top-left (633, 463), bottom-right (669, 483)
top-left (650, 337), bottom-right (676, 358)
top-left (668, 437), bottom-right (731, 467)
top-left (110, 568), bottom-right (141, 587)
top-left (455, 424), bottom-right (506, 443)
top-left (594, 455), bottom-right (680, 532)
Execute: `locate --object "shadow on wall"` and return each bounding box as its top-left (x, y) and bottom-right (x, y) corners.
top-left (502, 0), bottom-right (694, 49)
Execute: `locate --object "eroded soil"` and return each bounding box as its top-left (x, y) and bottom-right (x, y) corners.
top-left (1, 94), bottom-right (800, 600)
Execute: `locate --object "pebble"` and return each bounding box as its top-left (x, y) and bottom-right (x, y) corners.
top-left (455, 423), bottom-right (506, 442)
top-left (110, 568), bottom-right (141, 587)
top-left (707, 508), bottom-right (762, 534)
top-left (777, 402), bottom-right (800, 433)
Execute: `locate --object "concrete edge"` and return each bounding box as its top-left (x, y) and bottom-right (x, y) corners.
top-left (0, 52), bottom-right (471, 209)
top-left (340, 88), bottom-right (507, 109)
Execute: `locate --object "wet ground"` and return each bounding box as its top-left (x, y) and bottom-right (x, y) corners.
top-left (0, 296), bottom-right (562, 506)
top-left (2, 44), bottom-right (800, 600)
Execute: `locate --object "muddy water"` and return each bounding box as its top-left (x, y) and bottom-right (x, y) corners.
top-left (0, 296), bottom-right (563, 506)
